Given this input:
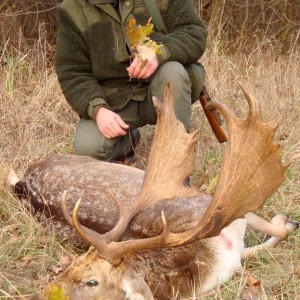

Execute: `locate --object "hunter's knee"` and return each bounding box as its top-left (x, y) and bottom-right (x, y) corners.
top-left (155, 61), bottom-right (191, 87)
top-left (73, 119), bottom-right (115, 161)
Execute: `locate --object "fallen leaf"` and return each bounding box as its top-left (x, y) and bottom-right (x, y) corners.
top-left (59, 255), bottom-right (71, 266)
top-left (17, 254), bottom-right (34, 269)
top-left (20, 254), bottom-right (33, 262)
top-left (247, 273), bottom-right (261, 287)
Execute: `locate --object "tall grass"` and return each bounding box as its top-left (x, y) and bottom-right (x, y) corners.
top-left (0, 29), bottom-right (77, 299)
top-left (0, 18), bottom-right (300, 300)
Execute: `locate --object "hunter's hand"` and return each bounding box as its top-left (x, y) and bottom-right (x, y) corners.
top-left (127, 55), bottom-right (158, 79)
top-left (96, 107), bottom-right (129, 139)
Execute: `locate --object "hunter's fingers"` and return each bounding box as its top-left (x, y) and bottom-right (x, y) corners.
top-left (127, 57), bottom-right (140, 77)
top-left (115, 115), bottom-right (129, 131)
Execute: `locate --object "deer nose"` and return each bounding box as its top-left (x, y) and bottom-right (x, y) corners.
top-left (287, 220), bottom-right (300, 229)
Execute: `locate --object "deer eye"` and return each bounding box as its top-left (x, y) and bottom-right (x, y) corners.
top-left (86, 280), bottom-right (99, 287)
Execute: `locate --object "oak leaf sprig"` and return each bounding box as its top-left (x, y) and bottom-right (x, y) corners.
top-left (125, 17), bottom-right (162, 61)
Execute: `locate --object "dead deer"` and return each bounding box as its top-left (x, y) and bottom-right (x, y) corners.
top-left (9, 84), bottom-right (298, 300)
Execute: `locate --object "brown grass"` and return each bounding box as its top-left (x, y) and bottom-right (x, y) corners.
top-left (0, 26), bottom-right (300, 300)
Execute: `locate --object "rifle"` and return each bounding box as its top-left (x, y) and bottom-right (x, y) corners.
top-left (199, 86), bottom-right (227, 143)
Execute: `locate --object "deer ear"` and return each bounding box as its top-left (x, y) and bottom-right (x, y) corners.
top-left (121, 277), bottom-right (154, 300)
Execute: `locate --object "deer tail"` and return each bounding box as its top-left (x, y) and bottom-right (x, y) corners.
top-left (7, 169), bottom-right (28, 197)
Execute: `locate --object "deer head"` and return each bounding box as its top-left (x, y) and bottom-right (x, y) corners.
top-left (32, 83), bottom-right (287, 300)
top-left (41, 248), bottom-right (153, 300)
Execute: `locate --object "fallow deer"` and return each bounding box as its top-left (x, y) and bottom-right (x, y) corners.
top-left (9, 84), bottom-right (298, 299)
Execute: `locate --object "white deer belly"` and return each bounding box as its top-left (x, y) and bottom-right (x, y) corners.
top-left (199, 219), bottom-right (246, 293)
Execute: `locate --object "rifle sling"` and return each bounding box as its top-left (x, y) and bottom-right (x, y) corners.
top-left (142, 0), bottom-right (168, 34)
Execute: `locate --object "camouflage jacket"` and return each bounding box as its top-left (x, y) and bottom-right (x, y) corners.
top-left (55, 0), bottom-right (207, 119)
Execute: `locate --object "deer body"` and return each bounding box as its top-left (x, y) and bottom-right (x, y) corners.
top-left (10, 84), bottom-right (298, 299)
top-left (15, 154), bottom-right (246, 299)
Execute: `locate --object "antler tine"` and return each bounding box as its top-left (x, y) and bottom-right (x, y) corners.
top-left (61, 191), bottom-right (123, 262)
top-left (72, 199), bottom-right (99, 247)
top-left (238, 82), bottom-right (262, 121)
top-left (239, 83), bottom-right (282, 151)
top-left (61, 190), bottom-right (73, 226)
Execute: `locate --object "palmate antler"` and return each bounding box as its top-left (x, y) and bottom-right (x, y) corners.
top-left (62, 83), bottom-right (288, 263)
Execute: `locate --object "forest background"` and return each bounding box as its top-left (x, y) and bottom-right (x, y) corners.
top-left (0, 0), bottom-right (300, 299)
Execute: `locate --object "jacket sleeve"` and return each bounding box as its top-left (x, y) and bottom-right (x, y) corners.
top-left (55, 7), bottom-right (110, 119)
top-left (152, 0), bottom-right (208, 65)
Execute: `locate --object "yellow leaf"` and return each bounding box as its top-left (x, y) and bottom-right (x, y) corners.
top-left (45, 284), bottom-right (69, 300)
top-left (247, 274), bottom-right (261, 287)
top-left (144, 40), bottom-right (162, 55)
top-left (207, 175), bottom-right (218, 193)
top-left (136, 45), bottom-right (156, 60)
top-left (125, 17), bottom-right (163, 59)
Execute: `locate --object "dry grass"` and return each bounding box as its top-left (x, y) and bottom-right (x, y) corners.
top-left (0, 35), bottom-right (300, 299)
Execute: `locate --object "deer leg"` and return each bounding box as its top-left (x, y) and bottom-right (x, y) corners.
top-left (241, 212), bottom-right (299, 260)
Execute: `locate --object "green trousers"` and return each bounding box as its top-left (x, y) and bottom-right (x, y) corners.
top-left (73, 61), bottom-right (205, 161)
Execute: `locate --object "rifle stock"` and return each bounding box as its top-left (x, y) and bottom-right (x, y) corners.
top-left (199, 87), bottom-right (228, 143)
